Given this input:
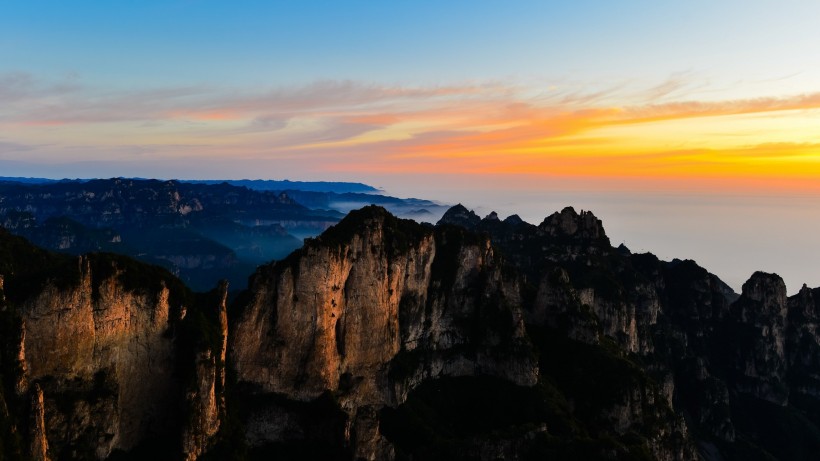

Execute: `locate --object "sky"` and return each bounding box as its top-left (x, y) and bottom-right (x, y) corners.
top-left (1, 1), bottom-right (819, 293)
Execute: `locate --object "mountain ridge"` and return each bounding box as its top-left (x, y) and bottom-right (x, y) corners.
top-left (0, 178), bottom-right (449, 291)
top-left (0, 177), bottom-right (380, 194)
top-left (0, 203), bottom-right (817, 460)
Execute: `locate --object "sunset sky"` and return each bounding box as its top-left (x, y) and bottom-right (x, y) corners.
top-left (1, 1), bottom-right (819, 291)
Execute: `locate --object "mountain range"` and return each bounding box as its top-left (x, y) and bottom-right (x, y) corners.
top-left (0, 178), bottom-right (447, 291)
top-left (0, 187), bottom-right (818, 460)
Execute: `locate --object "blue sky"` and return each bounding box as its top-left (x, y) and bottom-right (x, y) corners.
top-left (4, 1), bottom-right (818, 93)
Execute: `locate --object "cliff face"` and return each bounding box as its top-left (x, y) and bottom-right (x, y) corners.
top-left (429, 204), bottom-right (820, 461)
top-left (23, 258), bottom-right (176, 458)
top-left (726, 272), bottom-right (789, 404)
top-left (788, 285), bottom-right (820, 397)
top-left (628, 252), bottom-right (820, 460)
top-left (0, 228), bottom-right (224, 461)
top-left (180, 281), bottom-right (228, 461)
top-left (3, 203), bottom-right (820, 461)
top-left (225, 206), bottom-right (704, 460)
top-left (230, 207), bottom-right (537, 459)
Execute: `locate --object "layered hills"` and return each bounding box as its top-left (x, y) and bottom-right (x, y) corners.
top-left (0, 202), bottom-right (818, 460)
top-left (0, 178), bottom-right (446, 291)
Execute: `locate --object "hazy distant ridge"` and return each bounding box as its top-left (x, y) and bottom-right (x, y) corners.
top-left (182, 179), bottom-right (380, 193)
top-left (0, 177), bottom-right (380, 193)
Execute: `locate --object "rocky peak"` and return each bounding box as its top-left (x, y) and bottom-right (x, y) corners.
top-left (738, 271), bottom-right (787, 317)
top-left (231, 205), bottom-right (538, 458)
top-left (538, 206), bottom-right (607, 240)
top-left (789, 283), bottom-right (819, 322)
top-left (319, 203), bottom-right (393, 230)
top-left (437, 204), bottom-right (481, 229)
top-left (729, 272), bottom-right (789, 404)
top-left (502, 214), bottom-right (524, 226)
top-left (311, 205), bottom-right (430, 256)
top-left (616, 243), bottom-right (631, 255)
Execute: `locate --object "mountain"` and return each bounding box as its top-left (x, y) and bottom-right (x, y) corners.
top-left (0, 177), bottom-right (380, 193)
top-left (0, 178), bottom-right (341, 291)
top-left (0, 204), bottom-right (818, 460)
top-left (0, 177), bottom-right (68, 185)
top-left (180, 179), bottom-right (379, 194)
top-left (274, 189), bottom-right (449, 222)
top-left (0, 178), bottom-right (449, 290)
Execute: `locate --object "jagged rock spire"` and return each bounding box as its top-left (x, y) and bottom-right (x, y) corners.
top-left (437, 204), bottom-right (481, 229)
top-left (539, 206), bottom-right (607, 239)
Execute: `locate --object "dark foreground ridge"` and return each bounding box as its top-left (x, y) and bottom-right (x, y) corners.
top-left (0, 204), bottom-right (818, 460)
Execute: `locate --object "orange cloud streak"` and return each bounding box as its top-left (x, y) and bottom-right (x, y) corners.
top-left (5, 76), bottom-right (820, 195)
top-left (167, 110), bottom-right (242, 121)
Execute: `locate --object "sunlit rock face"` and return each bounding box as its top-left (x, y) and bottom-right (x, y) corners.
top-left (11, 257), bottom-right (175, 458)
top-left (0, 228), bottom-right (225, 460)
top-left (231, 206), bottom-right (538, 459)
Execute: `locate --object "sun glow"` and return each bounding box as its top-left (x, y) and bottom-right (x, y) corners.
top-left (2, 73), bottom-right (820, 195)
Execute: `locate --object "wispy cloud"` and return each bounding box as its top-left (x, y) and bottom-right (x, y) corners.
top-left (621, 92), bottom-right (820, 123)
top-left (0, 140), bottom-right (39, 153)
top-left (641, 71), bottom-right (698, 102)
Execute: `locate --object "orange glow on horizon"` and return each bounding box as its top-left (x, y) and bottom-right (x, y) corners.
top-left (319, 98), bottom-right (820, 194)
top-left (5, 81), bottom-right (820, 196)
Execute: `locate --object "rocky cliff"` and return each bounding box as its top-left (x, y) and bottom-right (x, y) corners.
top-left (1, 204), bottom-right (820, 460)
top-left (230, 207), bottom-right (537, 460)
top-left (0, 228), bottom-right (226, 460)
